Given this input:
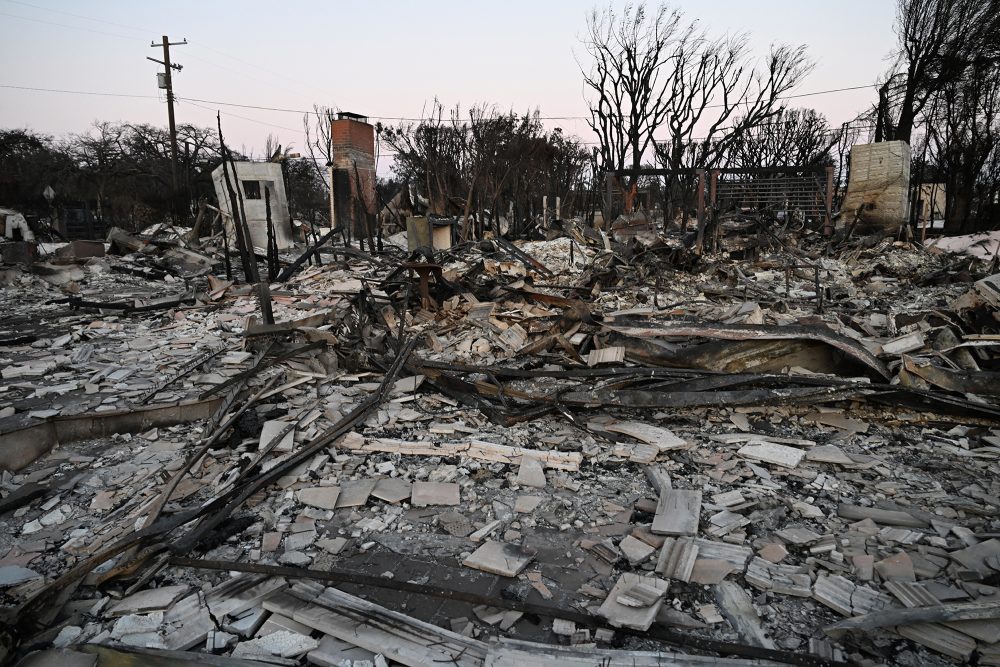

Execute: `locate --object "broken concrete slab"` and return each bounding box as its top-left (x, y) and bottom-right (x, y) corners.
top-left (231, 630), bottom-right (319, 660)
top-left (654, 537), bottom-right (698, 582)
top-left (411, 481), bottom-right (460, 507)
top-left (334, 479), bottom-right (376, 508)
top-left (514, 495), bottom-right (544, 513)
top-left (597, 573), bottom-right (669, 631)
top-left (306, 634), bottom-right (378, 666)
top-left (371, 478), bottom-right (411, 504)
top-left (737, 442), bottom-right (804, 468)
top-left (259, 420), bottom-right (295, 452)
top-left (108, 584), bottom-right (190, 616)
top-left (618, 535), bottom-right (656, 566)
top-left (514, 456), bottom-right (546, 488)
top-left (603, 421), bottom-right (687, 451)
top-left (462, 540), bottom-right (536, 577)
top-left (297, 486), bottom-right (341, 510)
top-left (0, 564), bottom-right (41, 587)
top-left (651, 489), bottom-right (701, 536)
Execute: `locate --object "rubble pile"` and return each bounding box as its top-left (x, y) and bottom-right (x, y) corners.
top-left (1, 222), bottom-right (999, 667)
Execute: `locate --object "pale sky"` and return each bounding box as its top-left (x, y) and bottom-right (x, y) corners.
top-left (0, 0), bottom-right (898, 170)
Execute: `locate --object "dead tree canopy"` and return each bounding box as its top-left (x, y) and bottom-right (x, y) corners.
top-left (302, 104), bottom-right (337, 193)
top-left (924, 59), bottom-right (1000, 232)
top-left (381, 101), bottom-right (590, 239)
top-left (879, 0), bottom-right (1000, 143)
top-left (581, 3), bottom-right (685, 186)
top-left (723, 108), bottom-right (840, 170)
top-left (658, 39), bottom-right (812, 175)
top-left (580, 2), bottom-right (812, 186)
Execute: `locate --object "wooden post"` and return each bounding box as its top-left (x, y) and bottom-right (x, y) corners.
top-left (710, 170), bottom-right (721, 252)
top-left (542, 195), bottom-right (548, 229)
top-left (694, 169), bottom-right (707, 255)
top-left (605, 171), bottom-right (614, 226)
top-left (264, 185), bottom-right (277, 281)
top-left (189, 196), bottom-right (208, 242)
top-left (310, 210), bottom-right (323, 266)
top-left (217, 117), bottom-right (256, 283)
top-left (257, 281), bottom-right (274, 325)
top-left (823, 165), bottom-right (835, 237)
top-left (920, 183), bottom-right (932, 243)
top-left (230, 164), bottom-right (256, 279)
top-left (556, 196), bottom-right (561, 221)
top-left (220, 212), bottom-right (232, 280)
top-left (328, 128), bottom-right (337, 234)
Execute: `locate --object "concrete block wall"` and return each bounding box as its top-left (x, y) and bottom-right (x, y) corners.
top-left (211, 161), bottom-right (295, 250)
top-left (841, 141), bottom-right (911, 232)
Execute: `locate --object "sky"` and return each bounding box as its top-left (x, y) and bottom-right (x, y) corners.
top-left (0, 0), bottom-right (898, 173)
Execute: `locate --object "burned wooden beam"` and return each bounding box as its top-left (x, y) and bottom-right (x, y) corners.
top-left (494, 238), bottom-right (554, 276)
top-left (276, 226), bottom-right (343, 282)
top-left (826, 600), bottom-right (1000, 638)
top-left (198, 341), bottom-right (323, 400)
top-left (558, 385), bottom-right (875, 409)
top-left (136, 344), bottom-right (228, 404)
top-left (605, 320), bottom-right (891, 380)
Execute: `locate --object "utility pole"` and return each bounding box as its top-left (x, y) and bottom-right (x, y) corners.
top-left (148, 36), bottom-right (187, 196)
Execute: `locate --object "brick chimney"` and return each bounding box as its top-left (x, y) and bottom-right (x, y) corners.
top-left (330, 112), bottom-right (376, 240)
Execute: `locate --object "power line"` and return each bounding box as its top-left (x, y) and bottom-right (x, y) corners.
top-left (3, 83), bottom-right (877, 133)
top-left (3, 0), bottom-right (148, 34)
top-left (0, 9), bottom-right (139, 40)
top-left (2, 1), bottom-right (876, 126)
top-left (175, 97), bottom-right (319, 115)
top-left (0, 83), bottom-right (160, 99)
top-left (2, 82), bottom-right (875, 150)
top-left (181, 99), bottom-right (305, 135)
top-left (176, 84), bottom-right (875, 122)
top-left (2, 1), bottom-right (319, 102)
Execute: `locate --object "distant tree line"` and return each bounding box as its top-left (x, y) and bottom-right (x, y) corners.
top-left (0, 122), bottom-right (329, 234)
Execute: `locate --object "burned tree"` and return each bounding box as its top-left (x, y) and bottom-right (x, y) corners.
top-left (383, 102), bottom-right (589, 240)
top-left (382, 100), bottom-right (467, 218)
top-left (302, 104), bottom-right (337, 195)
top-left (655, 36), bottom-right (810, 227)
top-left (658, 40), bottom-right (812, 174)
top-left (878, 0), bottom-right (1000, 143)
top-left (581, 3), bottom-right (811, 226)
top-left (724, 109), bottom-right (839, 169)
top-left (925, 62), bottom-right (1000, 233)
top-left (580, 3), bottom-right (685, 186)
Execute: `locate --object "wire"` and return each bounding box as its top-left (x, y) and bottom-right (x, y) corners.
top-left (0, 9), bottom-right (139, 40)
top-left (180, 99), bottom-right (304, 135)
top-left (3, 0), bottom-right (147, 33)
top-left (176, 84), bottom-right (875, 122)
top-left (185, 40), bottom-right (318, 97)
top-left (2, 83), bottom-right (874, 152)
top-left (1, 1), bottom-right (875, 126)
top-left (175, 97), bottom-right (314, 115)
top-left (2, 1), bottom-right (320, 101)
top-left (0, 83), bottom-right (160, 99)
